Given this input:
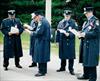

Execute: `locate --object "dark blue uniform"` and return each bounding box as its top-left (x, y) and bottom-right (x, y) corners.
top-left (33, 17), bottom-right (51, 75)
top-left (79, 16), bottom-right (100, 81)
top-left (1, 18), bottom-right (23, 68)
top-left (56, 19), bottom-right (77, 73)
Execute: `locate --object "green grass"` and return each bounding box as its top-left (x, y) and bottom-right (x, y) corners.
top-left (0, 31), bottom-right (80, 55)
top-left (0, 32), bottom-right (3, 44)
top-left (51, 43), bottom-right (59, 55)
top-left (21, 31), bottom-right (30, 49)
top-left (75, 37), bottom-right (80, 55)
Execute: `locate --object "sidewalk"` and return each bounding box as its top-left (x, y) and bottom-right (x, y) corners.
top-left (0, 45), bottom-right (100, 81)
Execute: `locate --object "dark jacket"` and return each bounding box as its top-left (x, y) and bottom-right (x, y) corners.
top-left (56, 19), bottom-right (77, 59)
top-left (79, 16), bottom-right (100, 67)
top-left (1, 18), bottom-right (24, 58)
top-left (29, 20), bottom-right (37, 56)
top-left (33, 17), bottom-right (51, 63)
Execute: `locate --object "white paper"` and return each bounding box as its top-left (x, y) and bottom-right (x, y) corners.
top-left (69, 28), bottom-right (80, 37)
top-left (57, 29), bottom-right (66, 33)
top-left (10, 27), bottom-right (19, 34)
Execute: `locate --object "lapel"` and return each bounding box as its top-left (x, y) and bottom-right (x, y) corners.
top-left (36, 21), bottom-right (42, 32)
top-left (10, 19), bottom-right (16, 27)
top-left (82, 20), bottom-right (89, 31)
top-left (82, 16), bottom-right (95, 32)
top-left (63, 20), bottom-right (70, 30)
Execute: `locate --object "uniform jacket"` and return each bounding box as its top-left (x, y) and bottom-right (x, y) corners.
top-left (0, 18), bottom-right (24, 58)
top-left (33, 17), bottom-right (51, 63)
top-left (79, 16), bottom-right (100, 67)
top-left (56, 19), bottom-right (77, 59)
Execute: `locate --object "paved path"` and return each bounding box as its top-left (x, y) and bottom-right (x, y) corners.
top-left (0, 45), bottom-right (100, 81)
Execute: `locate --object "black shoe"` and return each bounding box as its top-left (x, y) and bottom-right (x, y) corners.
top-left (29, 63), bottom-right (37, 67)
top-left (3, 64), bottom-right (8, 71)
top-left (56, 68), bottom-right (65, 72)
top-left (4, 67), bottom-right (8, 71)
top-left (16, 65), bottom-right (22, 68)
top-left (3, 64), bottom-right (5, 67)
top-left (35, 73), bottom-right (45, 77)
top-left (3, 64), bottom-right (8, 67)
top-left (77, 76), bottom-right (89, 80)
top-left (70, 71), bottom-right (75, 75)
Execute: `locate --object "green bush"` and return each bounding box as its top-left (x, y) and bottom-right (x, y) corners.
top-left (10, 1), bottom-right (34, 6)
top-left (0, 0), bottom-right (100, 29)
top-left (52, 16), bottom-right (63, 29)
top-left (17, 14), bottom-right (31, 24)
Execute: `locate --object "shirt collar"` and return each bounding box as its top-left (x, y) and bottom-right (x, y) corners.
top-left (87, 15), bottom-right (93, 21)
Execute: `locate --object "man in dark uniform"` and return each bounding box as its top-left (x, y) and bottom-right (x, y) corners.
top-left (0, 10), bottom-right (24, 71)
top-left (24, 13), bottom-right (37, 67)
top-left (77, 6), bottom-right (100, 81)
top-left (29, 11), bottom-right (51, 77)
top-left (56, 10), bottom-right (77, 75)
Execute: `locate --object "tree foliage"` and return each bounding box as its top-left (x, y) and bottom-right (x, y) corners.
top-left (0, 0), bottom-right (45, 24)
top-left (52, 0), bottom-right (100, 30)
top-left (0, 0), bottom-right (100, 30)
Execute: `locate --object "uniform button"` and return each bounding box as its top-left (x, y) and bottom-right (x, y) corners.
top-left (87, 41), bottom-right (89, 43)
top-left (67, 43), bottom-right (69, 45)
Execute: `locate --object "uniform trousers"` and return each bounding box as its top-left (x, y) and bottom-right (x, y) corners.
top-left (60, 59), bottom-right (74, 72)
top-left (83, 66), bottom-right (97, 81)
top-left (38, 63), bottom-right (47, 74)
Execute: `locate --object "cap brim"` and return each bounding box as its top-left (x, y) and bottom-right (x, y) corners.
top-left (8, 13), bottom-right (15, 15)
top-left (63, 13), bottom-right (71, 16)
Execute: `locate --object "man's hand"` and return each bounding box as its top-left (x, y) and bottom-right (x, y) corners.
top-left (15, 31), bottom-right (19, 35)
top-left (80, 32), bottom-right (86, 37)
top-left (64, 32), bottom-right (69, 36)
top-left (25, 29), bottom-right (32, 35)
top-left (8, 32), bottom-right (12, 36)
top-left (23, 23), bottom-right (33, 30)
top-left (77, 32), bottom-right (86, 38)
top-left (23, 23), bottom-right (29, 29)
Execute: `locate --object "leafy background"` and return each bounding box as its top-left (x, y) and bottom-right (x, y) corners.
top-left (0, 0), bottom-right (100, 54)
top-left (0, 0), bottom-right (100, 28)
